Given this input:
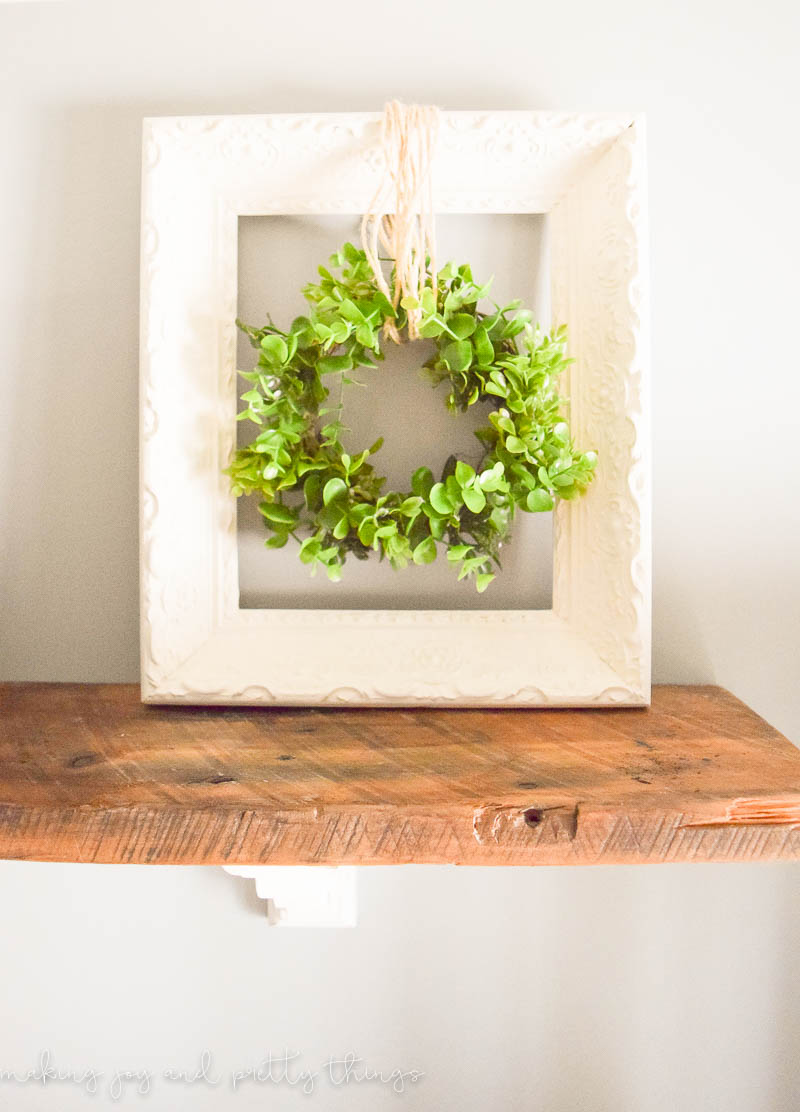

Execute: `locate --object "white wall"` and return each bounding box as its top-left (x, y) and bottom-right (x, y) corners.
top-left (1, 1), bottom-right (799, 1109)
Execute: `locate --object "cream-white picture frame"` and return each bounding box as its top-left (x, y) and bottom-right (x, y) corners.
top-left (140, 110), bottom-right (650, 705)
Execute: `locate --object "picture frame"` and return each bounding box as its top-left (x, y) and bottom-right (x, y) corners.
top-left (139, 110), bottom-right (650, 705)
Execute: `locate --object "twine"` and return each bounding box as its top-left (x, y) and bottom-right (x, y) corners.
top-left (360, 100), bottom-right (441, 343)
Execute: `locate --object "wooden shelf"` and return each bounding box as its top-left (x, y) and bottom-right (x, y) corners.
top-left (1, 683), bottom-right (799, 867)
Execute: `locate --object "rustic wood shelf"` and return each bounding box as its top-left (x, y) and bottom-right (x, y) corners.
top-left (1, 684), bottom-right (799, 867)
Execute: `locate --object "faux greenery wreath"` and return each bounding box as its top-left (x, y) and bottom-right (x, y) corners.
top-left (227, 242), bottom-right (597, 592)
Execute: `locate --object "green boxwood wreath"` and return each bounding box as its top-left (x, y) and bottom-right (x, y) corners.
top-left (227, 242), bottom-right (597, 593)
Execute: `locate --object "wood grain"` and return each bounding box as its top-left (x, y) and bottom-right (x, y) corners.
top-left (1, 684), bottom-right (799, 866)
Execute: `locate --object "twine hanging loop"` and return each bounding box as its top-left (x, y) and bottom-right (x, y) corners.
top-left (360, 100), bottom-right (441, 342)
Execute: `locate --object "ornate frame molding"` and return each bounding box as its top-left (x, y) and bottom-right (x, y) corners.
top-left (140, 111), bottom-right (650, 705)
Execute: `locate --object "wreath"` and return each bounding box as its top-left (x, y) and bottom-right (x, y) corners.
top-left (227, 242), bottom-right (597, 592)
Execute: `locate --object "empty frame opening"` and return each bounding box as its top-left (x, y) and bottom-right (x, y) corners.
top-left (236, 213), bottom-right (553, 610)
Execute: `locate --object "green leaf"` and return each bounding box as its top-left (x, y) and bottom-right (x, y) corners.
top-left (505, 436), bottom-right (527, 454)
top-left (358, 520), bottom-right (377, 546)
top-left (265, 532), bottom-right (289, 549)
top-left (489, 506), bottom-right (507, 531)
top-left (429, 515), bottom-right (446, 541)
top-left (490, 412), bottom-right (515, 435)
top-left (447, 313), bottom-right (477, 339)
top-left (475, 572), bottom-right (495, 593)
top-left (474, 326), bottom-right (494, 366)
top-left (348, 449), bottom-right (370, 473)
top-left (318, 355), bottom-right (353, 376)
top-left (296, 457), bottom-right (327, 476)
top-left (335, 321), bottom-right (354, 345)
top-left (289, 315), bottom-right (314, 347)
top-left (303, 473), bottom-right (322, 508)
top-left (429, 483), bottom-right (454, 515)
top-left (332, 515), bottom-right (350, 539)
top-left (321, 422), bottom-right (342, 442)
top-left (260, 334), bottom-right (288, 365)
top-left (552, 421), bottom-right (569, 443)
top-left (412, 536), bottom-right (437, 565)
top-left (442, 339), bottom-right (473, 374)
top-left (526, 489), bottom-right (554, 512)
top-left (411, 466), bottom-right (434, 499)
top-left (462, 485), bottom-right (486, 513)
top-left (420, 287), bottom-right (437, 315)
top-left (418, 317), bottom-right (446, 339)
top-left (386, 533), bottom-right (412, 567)
top-left (319, 504), bottom-right (343, 530)
top-left (338, 298), bottom-right (365, 323)
top-left (258, 502), bottom-right (296, 525)
top-left (398, 496), bottom-right (423, 516)
top-left (447, 544), bottom-right (472, 562)
top-left (479, 461), bottom-right (505, 491)
top-left (322, 477), bottom-right (348, 506)
top-left (454, 460), bottom-right (476, 488)
top-left (445, 475), bottom-right (461, 505)
top-left (298, 537), bottom-right (320, 564)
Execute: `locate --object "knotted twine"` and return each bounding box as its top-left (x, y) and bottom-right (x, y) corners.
top-left (360, 100), bottom-right (441, 343)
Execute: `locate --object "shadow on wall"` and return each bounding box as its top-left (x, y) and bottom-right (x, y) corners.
top-left (1, 102), bottom-right (144, 682)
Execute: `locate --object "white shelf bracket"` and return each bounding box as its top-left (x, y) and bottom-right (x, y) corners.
top-left (223, 865), bottom-right (358, 927)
